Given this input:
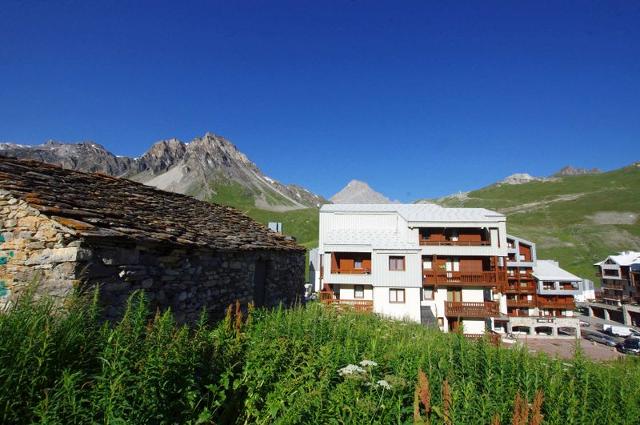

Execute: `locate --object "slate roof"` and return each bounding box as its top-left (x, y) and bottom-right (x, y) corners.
top-left (0, 156), bottom-right (303, 251)
top-left (320, 203), bottom-right (505, 222)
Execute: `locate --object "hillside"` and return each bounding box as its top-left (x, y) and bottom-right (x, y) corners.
top-left (434, 163), bottom-right (640, 282)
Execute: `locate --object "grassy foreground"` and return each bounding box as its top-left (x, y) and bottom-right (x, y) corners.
top-left (1, 292), bottom-right (640, 424)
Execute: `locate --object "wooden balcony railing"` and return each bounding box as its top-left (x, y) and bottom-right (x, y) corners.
top-left (423, 271), bottom-right (506, 286)
top-left (537, 299), bottom-right (575, 309)
top-left (602, 282), bottom-right (625, 290)
top-left (330, 268), bottom-right (371, 275)
top-left (506, 299), bottom-right (535, 308)
top-left (503, 283), bottom-right (536, 293)
top-left (445, 301), bottom-right (499, 318)
top-left (419, 239), bottom-right (491, 246)
top-left (319, 291), bottom-right (373, 312)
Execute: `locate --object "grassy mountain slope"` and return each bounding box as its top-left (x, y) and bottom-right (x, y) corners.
top-left (208, 181), bottom-right (319, 249)
top-left (436, 164), bottom-right (640, 282)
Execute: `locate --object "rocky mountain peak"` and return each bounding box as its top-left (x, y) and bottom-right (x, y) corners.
top-left (330, 180), bottom-right (391, 204)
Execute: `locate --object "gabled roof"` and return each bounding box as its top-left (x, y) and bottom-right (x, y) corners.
top-left (320, 203), bottom-right (504, 223)
top-left (593, 251), bottom-right (640, 267)
top-left (533, 260), bottom-right (582, 282)
top-left (0, 156), bottom-right (302, 251)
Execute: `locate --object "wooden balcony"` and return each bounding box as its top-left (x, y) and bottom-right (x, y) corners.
top-left (319, 291), bottom-right (373, 313)
top-left (445, 301), bottom-right (499, 318)
top-left (419, 239), bottom-right (490, 246)
top-left (537, 298), bottom-right (575, 310)
top-left (330, 267), bottom-right (371, 275)
top-left (423, 271), bottom-right (505, 286)
top-left (503, 283), bottom-right (536, 293)
top-left (506, 299), bottom-right (535, 308)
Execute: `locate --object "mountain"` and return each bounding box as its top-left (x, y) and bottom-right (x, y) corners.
top-left (434, 163), bottom-right (640, 282)
top-left (0, 133), bottom-right (327, 212)
top-left (553, 165), bottom-right (602, 177)
top-left (330, 180), bottom-right (392, 204)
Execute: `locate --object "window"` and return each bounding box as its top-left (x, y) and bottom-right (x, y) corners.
top-left (354, 259), bottom-right (363, 269)
top-left (389, 288), bottom-right (405, 303)
top-left (449, 229), bottom-right (459, 241)
top-left (422, 286), bottom-right (434, 300)
top-left (354, 285), bottom-right (364, 299)
top-left (422, 260), bottom-right (432, 270)
top-left (389, 256), bottom-right (405, 271)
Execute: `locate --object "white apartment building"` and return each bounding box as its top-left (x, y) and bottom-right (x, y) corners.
top-left (314, 204), bottom-right (508, 336)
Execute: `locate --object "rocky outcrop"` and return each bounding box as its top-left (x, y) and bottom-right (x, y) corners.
top-left (553, 166), bottom-right (602, 177)
top-left (330, 180), bottom-right (391, 204)
top-left (0, 133), bottom-right (328, 210)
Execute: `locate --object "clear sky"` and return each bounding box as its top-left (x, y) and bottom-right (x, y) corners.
top-left (1, 1), bottom-right (639, 201)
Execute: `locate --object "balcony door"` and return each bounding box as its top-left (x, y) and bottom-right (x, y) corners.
top-left (447, 289), bottom-right (462, 302)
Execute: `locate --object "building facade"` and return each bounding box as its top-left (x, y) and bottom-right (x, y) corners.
top-left (0, 157), bottom-right (305, 322)
top-left (315, 204), bottom-right (582, 337)
top-left (315, 203), bottom-right (508, 336)
top-left (594, 251), bottom-right (640, 306)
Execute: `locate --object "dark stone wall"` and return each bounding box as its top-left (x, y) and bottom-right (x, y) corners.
top-left (79, 239), bottom-right (305, 322)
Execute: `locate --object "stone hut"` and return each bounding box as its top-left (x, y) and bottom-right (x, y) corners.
top-left (0, 157), bottom-right (305, 322)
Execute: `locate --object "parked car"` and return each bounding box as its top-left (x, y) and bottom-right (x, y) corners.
top-left (583, 332), bottom-right (617, 347)
top-left (603, 324), bottom-right (633, 337)
top-left (579, 320), bottom-right (590, 327)
top-left (616, 337), bottom-right (640, 355)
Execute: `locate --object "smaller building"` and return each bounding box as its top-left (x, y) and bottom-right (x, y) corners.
top-left (0, 157), bottom-right (305, 322)
top-left (594, 251), bottom-right (640, 306)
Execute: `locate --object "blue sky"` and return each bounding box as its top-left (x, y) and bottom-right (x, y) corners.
top-left (1, 1), bottom-right (639, 201)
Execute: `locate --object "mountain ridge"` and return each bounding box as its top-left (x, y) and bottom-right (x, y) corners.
top-left (0, 133), bottom-right (327, 211)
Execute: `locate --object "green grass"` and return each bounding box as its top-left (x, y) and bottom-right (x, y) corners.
top-left (436, 165), bottom-right (640, 282)
top-left (208, 180), bottom-right (319, 249)
top-left (2, 291), bottom-right (640, 424)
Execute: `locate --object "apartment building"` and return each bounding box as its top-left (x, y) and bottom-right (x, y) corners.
top-left (594, 251), bottom-right (640, 306)
top-left (315, 203), bottom-right (508, 336)
top-left (314, 204), bottom-right (583, 338)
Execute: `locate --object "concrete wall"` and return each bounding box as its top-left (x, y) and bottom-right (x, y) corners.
top-left (373, 286), bottom-right (421, 322)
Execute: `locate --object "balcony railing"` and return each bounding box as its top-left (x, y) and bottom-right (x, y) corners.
top-left (423, 271), bottom-right (506, 286)
top-left (537, 299), bottom-right (575, 309)
top-left (330, 267), bottom-right (371, 275)
top-left (503, 283), bottom-right (536, 293)
top-left (506, 299), bottom-right (536, 308)
top-left (419, 239), bottom-right (490, 246)
top-left (445, 301), bottom-right (499, 318)
top-left (319, 291), bottom-right (373, 313)
top-left (463, 331), bottom-right (501, 346)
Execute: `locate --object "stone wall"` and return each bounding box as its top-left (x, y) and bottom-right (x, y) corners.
top-left (1, 191), bottom-right (306, 321)
top-left (0, 191), bottom-right (83, 308)
top-left (81, 240), bottom-right (305, 322)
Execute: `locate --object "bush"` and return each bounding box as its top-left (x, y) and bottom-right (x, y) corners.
top-left (0, 291), bottom-right (638, 424)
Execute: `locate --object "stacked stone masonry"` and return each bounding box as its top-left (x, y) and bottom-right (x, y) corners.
top-left (0, 157), bottom-right (305, 322)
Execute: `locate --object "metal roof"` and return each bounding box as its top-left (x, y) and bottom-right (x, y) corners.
top-left (593, 251), bottom-right (640, 267)
top-left (320, 203), bottom-right (504, 222)
top-left (323, 229), bottom-right (416, 250)
top-left (533, 260), bottom-right (582, 282)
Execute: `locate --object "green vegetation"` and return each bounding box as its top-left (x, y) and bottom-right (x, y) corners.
top-left (208, 181), bottom-right (319, 249)
top-left (437, 165), bottom-right (640, 282)
top-left (2, 290), bottom-right (640, 424)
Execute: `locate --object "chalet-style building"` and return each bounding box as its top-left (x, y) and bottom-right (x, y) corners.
top-left (314, 204), bottom-right (583, 338)
top-left (0, 157), bottom-right (305, 322)
top-left (594, 251), bottom-right (640, 306)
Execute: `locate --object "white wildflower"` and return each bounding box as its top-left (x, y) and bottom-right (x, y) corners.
top-left (376, 380), bottom-right (392, 390)
top-left (338, 364), bottom-right (365, 376)
top-left (359, 359), bottom-right (378, 367)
